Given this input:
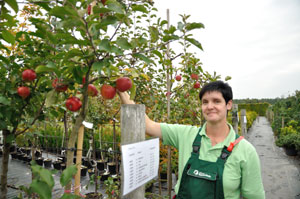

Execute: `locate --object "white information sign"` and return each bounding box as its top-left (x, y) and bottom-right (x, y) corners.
top-left (121, 138), bottom-right (159, 196)
top-left (243, 116), bottom-right (247, 123)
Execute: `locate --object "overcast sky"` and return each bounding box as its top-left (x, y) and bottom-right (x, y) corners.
top-left (154, 0), bottom-right (300, 99)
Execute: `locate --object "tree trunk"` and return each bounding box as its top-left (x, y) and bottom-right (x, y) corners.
top-left (1, 130), bottom-right (11, 199)
top-left (65, 115), bottom-right (84, 191)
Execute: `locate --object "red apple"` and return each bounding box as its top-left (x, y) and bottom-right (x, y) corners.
top-left (52, 78), bottom-right (68, 92)
top-left (22, 69), bottom-right (36, 82)
top-left (82, 76), bottom-right (86, 84)
top-left (175, 75), bottom-right (182, 81)
top-left (101, 84), bottom-right (116, 99)
top-left (101, 0), bottom-right (107, 5)
top-left (194, 82), bottom-right (200, 89)
top-left (184, 92), bottom-right (190, 98)
top-left (87, 4), bottom-right (92, 15)
top-left (17, 86), bottom-right (30, 99)
top-left (88, 84), bottom-right (98, 97)
top-left (116, 77), bottom-right (132, 92)
top-left (66, 96), bottom-right (82, 112)
top-left (191, 73), bottom-right (199, 80)
top-left (166, 92), bottom-right (171, 97)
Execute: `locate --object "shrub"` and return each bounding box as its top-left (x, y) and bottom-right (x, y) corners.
top-left (276, 133), bottom-right (300, 150)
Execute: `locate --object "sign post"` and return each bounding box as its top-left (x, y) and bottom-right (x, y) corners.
top-left (121, 104), bottom-right (146, 199)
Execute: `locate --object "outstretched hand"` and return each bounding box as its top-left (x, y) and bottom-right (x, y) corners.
top-left (117, 91), bottom-right (135, 105)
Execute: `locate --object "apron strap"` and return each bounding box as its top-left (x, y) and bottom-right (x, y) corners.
top-left (218, 134), bottom-right (243, 162)
top-left (192, 127), bottom-right (202, 154)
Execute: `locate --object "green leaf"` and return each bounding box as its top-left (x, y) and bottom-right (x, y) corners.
top-left (133, 53), bottom-right (153, 64)
top-left (92, 59), bottom-right (109, 72)
top-left (116, 37), bottom-right (132, 50)
top-left (177, 22), bottom-right (184, 31)
top-left (2, 30), bottom-right (15, 44)
top-left (129, 81), bottom-right (136, 100)
top-left (6, 134), bottom-right (15, 144)
top-left (186, 22), bottom-right (205, 31)
top-left (225, 76), bottom-right (232, 81)
top-left (162, 35), bottom-right (179, 42)
top-left (99, 39), bottom-right (111, 52)
top-left (185, 38), bottom-right (203, 51)
top-left (45, 90), bottom-right (57, 108)
top-left (99, 16), bottom-right (118, 28)
top-left (0, 96), bottom-right (10, 105)
top-left (132, 4), bottom-right (148, 13)
top-left (107, 0), bottom-right (125, 14)
top-left (152, 50), bottom-right (162, 59)
top-left (60, 194), bottom-right (81, 199)
top-left (111, 45), bottom-right (123, 55)
top-left (66, 49), bottom-right (82, 59)
top-left (35, 63), bottom-right (59, 75)
top-left (60, 165), bottom-right (77, 187)
top-left (30, 180), bottom-right (52, 199)
top-left (149, 26), bottom-right (159, 43)
top-left (4, 0), bottom-right (18, 13)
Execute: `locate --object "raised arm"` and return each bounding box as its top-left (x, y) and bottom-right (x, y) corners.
top-left (118, 92), bottom-right (162, 139)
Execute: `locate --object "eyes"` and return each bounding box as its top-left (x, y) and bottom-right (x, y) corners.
top-left (202, 99), bottom-right (222, 105)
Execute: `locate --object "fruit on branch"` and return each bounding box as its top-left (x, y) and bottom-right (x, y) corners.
top-left (66, 96), bottom-right (82, 112)
top-left (101, 85), bottom-right (116, 99)
top-left (17, 86), bottom-right (30, 99)
top-left (175, 75), bottom-right (182, 81)
top-left (190, 73), bottom-right (199, 80)
top-left (22, 69), bottom-right (36, 82)
top-left (194, 82), bottom-right (200, 89)
top-left (87, 4), bottom-right (92, 15)
top-left (88, 84), bottom-right (98, 97)
top-left (82, 76), bottom-right (86, 84)
top-left (52, 78), bottom-right (68, 92)
top-left (166, 92), bottom-right (171, 97)
top-left (116, 77), bottom-right (132, 92)
top-left (101, 0), bottom-right (107, 5)
top-left (184, 92), bottom-right (190, 98)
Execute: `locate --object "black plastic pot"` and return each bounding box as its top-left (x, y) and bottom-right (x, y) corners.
top-left (61, 163), bottom-right (66, 171)
top-left (16, 152), bottom-right (23, 160)
top-left (160, 172), bottom-right (167, 180)
top-left (44, 158), bottom-right (52, 168)
top-left (36, 157), bottom-right (44, 166)
top-left (85, 192), bottom-right (103, 199)
top-left (81, 166), bottom-right (88, 177)
top-left (53, 161), bottom-right (62, 170)
top-left (100, 172), bottom-right (110, 181)
top-left (284, 146), bottom-right (298, 156)
top-left (11, 152), bottom-right (18, 159)
top-left (108, 162), bottom-right (117, 175)
top-left (25, 148), bottom-right (31, 156)
top-left (96, 160), bottom-right (106, 171)
top-left (35, 150), bottom-right (42, 158)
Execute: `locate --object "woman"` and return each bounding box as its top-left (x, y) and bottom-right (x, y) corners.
top-left (118, 80), bottom-right (265, 199)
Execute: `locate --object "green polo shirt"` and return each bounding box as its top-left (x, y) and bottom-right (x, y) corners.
top-left (161, 122), bottom-right (265, 199)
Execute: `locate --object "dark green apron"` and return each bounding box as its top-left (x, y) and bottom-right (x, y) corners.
top-left (177, 129), bottom-right (240, 199)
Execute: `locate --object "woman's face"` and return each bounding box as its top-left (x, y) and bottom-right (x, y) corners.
top-left (201, 91), bottom-right (232, 124)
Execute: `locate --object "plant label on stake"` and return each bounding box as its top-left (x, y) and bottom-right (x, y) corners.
top-left (83, 121), bottom-right (93, 129)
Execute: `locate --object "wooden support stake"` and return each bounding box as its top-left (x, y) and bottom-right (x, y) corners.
top-left (240, 109), bottom-right (247, 136)
top-left (74, 125), bottom-right (85, 196)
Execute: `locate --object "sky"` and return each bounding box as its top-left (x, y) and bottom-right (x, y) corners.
top-left (154, 0), bottom-right (300, 99)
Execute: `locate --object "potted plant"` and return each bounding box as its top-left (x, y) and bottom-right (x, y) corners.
top-left (276, 133), bottom-right (299, 156)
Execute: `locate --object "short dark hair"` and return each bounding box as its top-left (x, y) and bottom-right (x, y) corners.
top-left (199, 81), bottom-right (233, 104)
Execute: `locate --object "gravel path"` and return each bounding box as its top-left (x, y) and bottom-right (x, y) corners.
top-left (245, 117), bottom-right (300, 199)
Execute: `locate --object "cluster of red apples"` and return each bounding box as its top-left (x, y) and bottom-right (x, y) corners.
top-left (175, 73), bottom-right (200, 89)
top-left (17, 69), bottom-right (132, 112)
